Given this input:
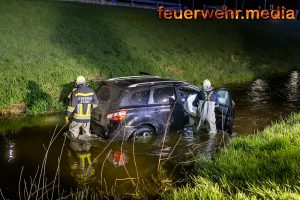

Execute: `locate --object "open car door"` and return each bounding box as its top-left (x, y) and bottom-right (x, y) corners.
top-left (216, 88), bottom-right (235, 134)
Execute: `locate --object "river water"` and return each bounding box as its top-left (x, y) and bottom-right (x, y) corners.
top-left (1, 71), bottom-right (300, 199)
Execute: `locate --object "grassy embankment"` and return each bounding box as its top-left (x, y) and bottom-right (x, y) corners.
top-left (1, 0), bottom-right (300, 115)
top-left (165, 113), bottom-right (300, 199)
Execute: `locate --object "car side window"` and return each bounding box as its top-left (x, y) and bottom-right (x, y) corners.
top-left (152, 87), bottom-right (176, 104)
top-left (178, 87), bottom-right (198, 100)
top-left (131, 90), bottom-right (150, 104)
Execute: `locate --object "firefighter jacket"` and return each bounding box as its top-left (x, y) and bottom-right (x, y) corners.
top-left (66, 85), bottom-right (99, 122)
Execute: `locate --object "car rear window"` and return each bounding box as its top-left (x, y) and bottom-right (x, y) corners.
top-left (96, 84), bottom-right (122, 104)
top-left (152, 87), bottom-right (176, 104)
top-left (98, 85), bottom-right (111, 101)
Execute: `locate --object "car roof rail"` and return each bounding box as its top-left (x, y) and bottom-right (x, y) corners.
top-left (107, 75), bottom-right (160, 81)
top-left (128, 81), bottom-right (189, 88)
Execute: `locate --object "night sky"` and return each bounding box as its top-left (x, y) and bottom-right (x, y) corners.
top-left (182, 0), bottom-right (300, 10)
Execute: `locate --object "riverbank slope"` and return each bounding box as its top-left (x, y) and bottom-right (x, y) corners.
top-left (165, 113), bottom-right (300, 199)
top-left (1, 0), bottom-right (300, 115)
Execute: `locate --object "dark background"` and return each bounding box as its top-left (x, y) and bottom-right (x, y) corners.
top-left (183, 0), bottom-right (300, 10)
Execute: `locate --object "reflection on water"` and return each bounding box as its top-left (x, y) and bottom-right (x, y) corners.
top-left (7, 143), bottom-right (15, 163)
top-left (2, 133), bottom-right (16, 163)
top-left (108, 150), bottom-right (129, 167)
top-left (286, 71), bottom-right (299, 104)
top-left (68, 140), bottom-right (96, 186)
top-left (1, 71), bottom-right (300, 198)
top-left (201, 134), bottom-right (219, 158)
top-left (247, 79), bottom-right (269, 108)
top-left (0, 114), bottom-right (62, 133)
top-left (233, 71), bottom-right (300, 134)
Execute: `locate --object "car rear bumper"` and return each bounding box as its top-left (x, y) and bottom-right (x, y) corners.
top-left (91, 120), bottom-right (135, 141)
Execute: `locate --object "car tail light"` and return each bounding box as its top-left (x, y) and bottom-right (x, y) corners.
top-left (107, 110), bottom-right (128, 121)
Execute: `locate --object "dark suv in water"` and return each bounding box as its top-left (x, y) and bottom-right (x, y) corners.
top-left (91, 76), bottom-right (234, 140)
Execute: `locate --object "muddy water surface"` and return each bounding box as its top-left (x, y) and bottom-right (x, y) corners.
top-left (1, 71), bottom-right (300, 198)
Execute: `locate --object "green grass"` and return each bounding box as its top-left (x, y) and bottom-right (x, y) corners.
top-left (165, 113), bottom-right (300, 199)
top-left (0, 0), bottom-right (300, 115)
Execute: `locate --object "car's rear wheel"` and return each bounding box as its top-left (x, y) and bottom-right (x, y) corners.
top-left (131, 126), bottom-right (156, 140)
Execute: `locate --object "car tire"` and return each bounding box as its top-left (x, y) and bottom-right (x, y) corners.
top-left (131, 126), bottom-right (156, 139)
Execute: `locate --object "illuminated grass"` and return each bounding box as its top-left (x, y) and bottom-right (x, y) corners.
top-left (165, 113), bottom-right (300, 199)
top-left (0, 0), bottom-right (300, 115)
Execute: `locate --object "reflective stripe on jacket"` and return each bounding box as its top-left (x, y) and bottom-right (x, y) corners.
top-left (66, 85), bottom-right (99, 122)
top-left (192, 90), bottom-right (219, 107)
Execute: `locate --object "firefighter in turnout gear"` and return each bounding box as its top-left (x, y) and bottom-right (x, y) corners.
top-left (192, 79), bottom-right (219, 134)
top-left (65, 76), bottom-right (99, 139)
